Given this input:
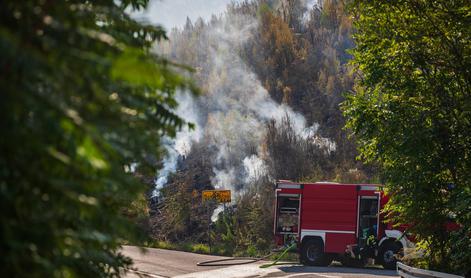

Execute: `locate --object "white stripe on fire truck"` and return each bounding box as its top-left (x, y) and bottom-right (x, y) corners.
top-left (277, 183), bottom-right (302, 189)
top-left (301, 229), bottom-right (355, 234)
top-left (360, 185), bottom-right (380, 190)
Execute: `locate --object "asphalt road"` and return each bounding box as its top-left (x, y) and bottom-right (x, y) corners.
top-left (121, 245), bottom-right (399, 278)
top-left (122, 245), bottom-right (230, 277)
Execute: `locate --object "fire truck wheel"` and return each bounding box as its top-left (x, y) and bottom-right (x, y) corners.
top-left (300, 238), bottom-right (331, 266)
top-left (378, 241), bottom-right (403, 270)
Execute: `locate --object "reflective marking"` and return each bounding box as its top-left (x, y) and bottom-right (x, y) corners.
top-left (278, 193), bottom-right (300, 197)
top-left (278, 183), bottom-right (302, 189)
top-left (302, 229), bottom-right (355, 234)
top-left (360, 185), bottom-right (380, 190)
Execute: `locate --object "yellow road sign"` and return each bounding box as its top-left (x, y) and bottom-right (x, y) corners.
top-left (202, 190), bottom-right (231, 203)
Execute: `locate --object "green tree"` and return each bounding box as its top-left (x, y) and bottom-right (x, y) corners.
top-left (0, 0), bottom-right (197, 277)
top-left (343, 0), bottom-right (470, 275)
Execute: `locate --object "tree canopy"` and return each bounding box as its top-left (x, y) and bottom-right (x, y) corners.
top-left (343, 0), bottom-right (471, 275)
top-left (0, 0), bottom-right (196, 276)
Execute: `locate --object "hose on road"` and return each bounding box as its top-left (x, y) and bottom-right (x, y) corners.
top-left (196, 243), bottom-right (297, 267)
top-left (259, 243), bottom-right (296, 268)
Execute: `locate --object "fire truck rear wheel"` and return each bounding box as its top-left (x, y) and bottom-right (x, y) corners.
top-left (300, 238), bottom-right (331, 266)
top-left (378, 241), bottom-right (403, 270)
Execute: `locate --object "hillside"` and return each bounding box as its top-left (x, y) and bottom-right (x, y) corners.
top-left (149, 0), bottom-right (376, 253)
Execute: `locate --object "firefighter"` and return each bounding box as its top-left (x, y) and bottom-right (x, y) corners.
top-left (360, 224), bottom-right (378, 260)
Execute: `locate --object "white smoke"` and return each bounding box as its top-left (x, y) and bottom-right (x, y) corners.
top-left (303, 0), bottom-right (319, 9)
top-left (243, 155), bottom-right (267, 184)
top-left (211, 167), bottom-right (236, 189)
top-left (153, 91), bottom-right (202, 196)
top-left (301, 123), bottom-right (336, 153)
top-left (196, 13), bottom-right (308, 196)
top-left (153, 8), bottom-right (335, 206)
top-left (211, 205), bottom-right (225, 222)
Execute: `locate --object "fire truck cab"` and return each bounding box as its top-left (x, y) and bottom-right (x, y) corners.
top-left (274, 180), bottom-right (412, 269)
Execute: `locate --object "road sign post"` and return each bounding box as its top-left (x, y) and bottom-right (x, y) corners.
top-left (207, 201), bottom-right (212, 253)
top-left (202, 189), bottom-right (231, 253)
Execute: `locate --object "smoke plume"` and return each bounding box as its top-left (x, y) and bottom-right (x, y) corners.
top-left (153, 7), bottom-right (335, 200)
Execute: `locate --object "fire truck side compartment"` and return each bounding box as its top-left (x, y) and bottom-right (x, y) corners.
top-left (300, 183), bottom-right (358, 253)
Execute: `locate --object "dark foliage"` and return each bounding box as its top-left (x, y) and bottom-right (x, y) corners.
top-left (344, 0), bottom-right (471, 275)
top-left (0, 0), bottom-right (196, 276)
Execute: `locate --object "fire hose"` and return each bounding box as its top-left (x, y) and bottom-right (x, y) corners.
top-left (196, 243), bottom-right (297, 267)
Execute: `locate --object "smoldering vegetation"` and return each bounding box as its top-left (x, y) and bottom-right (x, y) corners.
top-left (147, 0), bottom-right (377, 254)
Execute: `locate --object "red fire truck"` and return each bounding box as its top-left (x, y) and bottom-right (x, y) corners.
top-left (274, 180), bottom-right (413, 269)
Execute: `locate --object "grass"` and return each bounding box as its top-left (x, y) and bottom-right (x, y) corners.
top-left (149, 240), bottom-right (228, 256)
top-left (191, 243), bottom-right (210, 254)
top-left (151, 240), bottom-right (175, 250)
top-left (148, 240), bottom-right (300, 263)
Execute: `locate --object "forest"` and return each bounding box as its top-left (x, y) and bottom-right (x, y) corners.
top-left (148, 0), bottom-right (374, 256)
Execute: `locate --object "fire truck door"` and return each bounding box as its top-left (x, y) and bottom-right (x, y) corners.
top-left (357, 196), bottom-right (379, 247)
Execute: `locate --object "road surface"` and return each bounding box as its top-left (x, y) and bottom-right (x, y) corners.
top-left (122, 246), bottom-right (398, 278)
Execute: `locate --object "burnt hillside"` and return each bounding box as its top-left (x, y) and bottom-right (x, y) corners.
top-left (149, 0), bottom-right (377, 252)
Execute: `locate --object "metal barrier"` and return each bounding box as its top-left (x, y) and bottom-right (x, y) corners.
top-left (397, 262), bottom-right (464, 278)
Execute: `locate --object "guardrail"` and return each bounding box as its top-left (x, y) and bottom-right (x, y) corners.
top-left (397, 262), bottom-right (464, 278)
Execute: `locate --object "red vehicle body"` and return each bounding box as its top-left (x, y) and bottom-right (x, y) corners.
top-left (274, 180), bottom-right (413, 269)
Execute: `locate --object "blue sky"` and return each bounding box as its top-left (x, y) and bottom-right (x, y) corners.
top-left (133, 0), bottom-right (238, 31)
